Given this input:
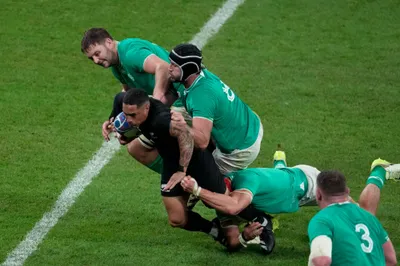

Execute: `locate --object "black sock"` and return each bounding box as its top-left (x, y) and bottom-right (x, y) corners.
top-left (237, 204), bottom-right (266, 221)
top-left (183, 211), bottom-right (213, 234)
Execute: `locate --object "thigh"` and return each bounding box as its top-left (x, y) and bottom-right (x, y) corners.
top-left (161, 162), bottom-right (186, 197)
top-left (127, 138), bottom-right (159, 164)
top-left (188, 150), bottom-right (226, 194)
top-left (213, 148), bottom-right (253, 175)
top-left (294, 165), bottom-right (320, 206)
top-left (163, 195), bottom-right (188, 225)
top-left (212, 120), bottom-right (263, 175)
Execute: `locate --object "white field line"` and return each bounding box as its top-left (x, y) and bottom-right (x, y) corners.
top-left (2, 0), bottom-right (245, 265)
top-left (191, 0), bottom-right (245, 49)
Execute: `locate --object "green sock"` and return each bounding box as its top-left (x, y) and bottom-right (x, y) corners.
top-left (366, 166), bottom-right (386, 189)
top-left (274, 160), bottom-right (287, 168)
top-left (146, 155), bottom-right (163, 174)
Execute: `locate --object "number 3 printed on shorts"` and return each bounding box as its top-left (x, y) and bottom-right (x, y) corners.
top-left (355, 223), bottom-right (374, 253)
top-left (221, 82), bottom-right (235, 102)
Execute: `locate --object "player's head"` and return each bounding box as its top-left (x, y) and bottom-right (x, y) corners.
top-left (316, 170), bottom-right (350, 208)
top-left (81, 28), bottom-right (118, 68)
top-left (122, 88), bottom-right (150, 127)
top-left (169, 43), bottom-right (202, 83)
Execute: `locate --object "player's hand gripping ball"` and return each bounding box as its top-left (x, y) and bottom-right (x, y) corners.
top-left (113, 112), bottom-right (141, 140)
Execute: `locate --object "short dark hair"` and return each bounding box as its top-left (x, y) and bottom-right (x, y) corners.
top-left (317, 170), bottom-right (347, 196)
top-left (123, 88), bottom-right (149, 107)
top-left (81, 28), bottom-right (113, 53)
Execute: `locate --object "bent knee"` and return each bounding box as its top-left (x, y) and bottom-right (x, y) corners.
top-left (168, 217), bottom-right (187, 228)
top-left (225, 237), bottom-right (241, 251)
top-left (126, 140), bottom-right (157, 164)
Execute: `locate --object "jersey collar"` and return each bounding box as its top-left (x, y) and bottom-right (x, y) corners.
top-left (185, 70), bottom-right (204, 93)
top-left (327, 201), bottom-right (351, 208)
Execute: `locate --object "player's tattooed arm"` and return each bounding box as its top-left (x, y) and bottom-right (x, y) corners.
top-left (170, 120), bottom-right (194, 170)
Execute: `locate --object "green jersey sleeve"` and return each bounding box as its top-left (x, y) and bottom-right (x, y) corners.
top-left (308, 215), bottom-right (333, 243)
top-left (125, 48), bottom-right (154, 72)
top-left (232, 172), bottom-right (260, 198)
top-left (375, 218), bottom-right (389, 245)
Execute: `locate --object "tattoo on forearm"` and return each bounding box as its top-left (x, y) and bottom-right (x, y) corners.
top-left (170, 121), bottom-right (194, 167)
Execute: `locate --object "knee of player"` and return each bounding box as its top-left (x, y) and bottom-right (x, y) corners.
top-left (225, 237), bottom-right (242, 251)
top-left (168, 216), bottom-right (187, 228)
top-left (127, 140), bottom-right (151, 162)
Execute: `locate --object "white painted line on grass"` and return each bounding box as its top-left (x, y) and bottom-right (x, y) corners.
top-left (191, 0), bottom-right (245, 49)
top-left (2, 0), bottom-right (245, 265)
top-left (2, 139), bottom-right (121, 266)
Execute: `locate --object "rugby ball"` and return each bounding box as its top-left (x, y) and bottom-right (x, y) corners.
top-left (114, 112), bottom-right (141, 139)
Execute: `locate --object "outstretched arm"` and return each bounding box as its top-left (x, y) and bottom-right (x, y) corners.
top-left (181, 176), bottom-right (252, 216)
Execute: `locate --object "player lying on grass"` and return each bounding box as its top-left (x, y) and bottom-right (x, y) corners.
top-left (308, 159), bottom-right (399, 266)
top-left (181, 149), bottom-right (313, 253)
top-left (180, 150), bottom-right (400, 257)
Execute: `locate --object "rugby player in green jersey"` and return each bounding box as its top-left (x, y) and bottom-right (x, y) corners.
top-left (168, 44), bottom-right (263, 175)
top-left (81, 28), bottom-right (185, 174)
top-left (181, 150), bottom-right (310, 253)
top-left (307, 159), bottom-right (399, 266)
top-left (181, 150), bottom-right (400, 259)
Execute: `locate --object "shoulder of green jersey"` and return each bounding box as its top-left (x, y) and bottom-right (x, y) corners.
top-left (142, 53), bottom-right (155, 70)
top-left (189, 71), bottom-right (204, 89)
top-left (233, 189), bottom-right (253, 201)
top-left (193, 116), bottom-right (213, 122)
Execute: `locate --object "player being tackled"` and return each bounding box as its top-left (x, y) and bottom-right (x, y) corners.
top-left (180, 146), bottom-right (319, 253)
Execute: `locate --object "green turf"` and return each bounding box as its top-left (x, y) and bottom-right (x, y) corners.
top-left (1, 0), bottom-right (399, 265)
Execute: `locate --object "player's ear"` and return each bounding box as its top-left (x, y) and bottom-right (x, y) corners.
top-left (345, 187), bottom-right (350, 195)
top-left (144, 101), bottom-right (150, 111)
top-left (104, 38), bottom-right (113, 47)
top-left (316, 188), bottom-right (322, 201)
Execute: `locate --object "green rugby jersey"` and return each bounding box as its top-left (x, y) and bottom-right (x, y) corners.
top-left (112, 38), bottom-right (184, 106)
top-left (182, 69), bottom-right (260, 152)
top-left (308, 202), bottom-right (388, 266)
top-left (227, 167), bottom-right (307, 213)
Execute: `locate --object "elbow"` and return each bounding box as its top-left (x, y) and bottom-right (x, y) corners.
top-left (226, 206), bottom-right (241, 216)
top-left (311, 256), bottom-right (331, 266)
top-left (197, 141), bottom-right (208, 150)
top-left (386, 256), bottom-right (397, 266)
top-left (196, 138), bottom-right (210, 150)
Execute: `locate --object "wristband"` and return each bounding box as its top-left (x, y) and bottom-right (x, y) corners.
top-left (238, 233), bottom-right (248, 248)
top-left (194, 187), bottom-right (202, 197)
top-left (177, 164), bottom-right (185, 173)
top-left (192, 179), bottom-right (202, 197)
